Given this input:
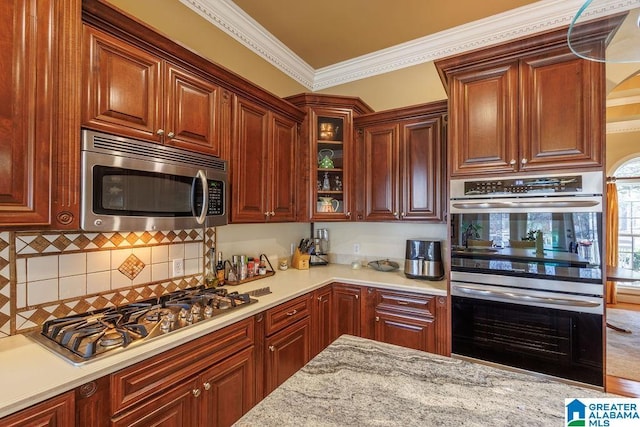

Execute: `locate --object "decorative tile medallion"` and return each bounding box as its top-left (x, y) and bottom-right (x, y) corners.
top-left (118, 254), bottom-right (145, 280)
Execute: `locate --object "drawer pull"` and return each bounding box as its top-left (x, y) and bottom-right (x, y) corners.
top-left (203, 382), bottom-right (211, 391)
top-left (192, 388), bottom-right (201, 398)
top-left (397, 301), bottom-right (409, 305)
top-left (286, 309), bottom-right (298, 316)
top-left (269, 345), bottom-right (275, 352)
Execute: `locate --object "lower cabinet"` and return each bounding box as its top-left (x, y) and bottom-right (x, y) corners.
top-left (263, 294), bottom-right (312, 396)
top-left (311, 285), bottom-right (333, 357)
top-left (332, 283), bottom-right (363, 338)
top-left (0, 391), bottom-right (75, 427)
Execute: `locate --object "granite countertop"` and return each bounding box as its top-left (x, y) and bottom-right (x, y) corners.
top-left (0, 264), bottom-right (445, 419)
top-left (235, 335), bottom-right (608, 427)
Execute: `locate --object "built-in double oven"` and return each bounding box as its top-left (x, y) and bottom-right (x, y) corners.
top-left (449, 171), bottom-right (604, 386)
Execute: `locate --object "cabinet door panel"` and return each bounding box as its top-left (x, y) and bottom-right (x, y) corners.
top-left (362, 124), bottom-right (399, 221)
top-left (82, 26), bottom-right (162, 141)
top-left (0, 0), bottom-right (54, 226)
top-left (265, 318), bottom-right (311, 395)
top-left (200, 347), bottom-right (255, 427)
top-left (449, 63), bottom-right (518, 176)
top-left (270, 114), bottom-right (297, 221)
top-left (165, 64), bottom-right (220, 156)
top-left (374, 310), bottom-right (435, 353)
top-left (0, 391), bottom-right (74, 427)
top-left (519, 49), bottom-right (602, 171)
top-left (333, 285), bottom-right (362, 337)
top-left (402, 118), bottom-right (443, 221)
top-left (312, 286), bottom-right (334, 356)
top-left (231, 98), bottom-right (269, 222)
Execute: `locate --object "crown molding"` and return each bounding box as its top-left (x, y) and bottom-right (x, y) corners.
top-left (181, 0), bottom-right (639, 91)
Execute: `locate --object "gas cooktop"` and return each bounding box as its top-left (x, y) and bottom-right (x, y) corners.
top-left (29, 286), bottom-right (258, 366)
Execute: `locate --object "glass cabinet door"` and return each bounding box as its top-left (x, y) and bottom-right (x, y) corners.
top-left (314, 115), bottom-right (347, 218)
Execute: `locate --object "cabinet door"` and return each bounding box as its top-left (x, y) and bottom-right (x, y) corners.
top-left (82, 25), bottom-right (162, 142)
top-left (268, 113), bottom-right (297, 222)
top-left (519, 47), bottom-right (603, 171)
top-left (164, 63), bottom-right (221, 156)
top-left (333, 284), bottom-right (362, 337)
top-left (231, 97), bottom-right (269, 222)
top-left (374, 310), bottom-right (435, 353)
top-left (110, 380), bottom-right (197, 427)
top-left (312, 286), bottom-right (333, 356)
top-left (361, 123), bottom-right (400, 221)
top-left (401, 117), bottom-right (444, 221)
top-left (0, 0), bottom-right (54, 226)
top-left (0, 391), bottom-right (74, 427)
top-left (265, 317), bottom-right (311, 395)
top-left (200, 347), bottom-right (255, 427)
top-left (448, 61), bottom-right (519, 177)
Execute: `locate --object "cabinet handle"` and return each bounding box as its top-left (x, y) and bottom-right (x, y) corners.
top-left (203, 382), bottom-right (211, 391)
top-left (269, 345), bottom-right (275, 352)
top-left (264, 212), bottom-right (270, 217)
top-left (156, 129), bottom-right (165, 136)
top-left (400, 212), bottom-right (405, 217)
top-left (393, 212), bottom-right (398, 217)
top-left (355, 295), bottom-right (359, 300)
top-left (375, 316), bottom-right (380, 322)
top-left (397, 301), bottom-right (409, 305)
top-left (192, 388), bottom-right (201, 398)
top-left (270, 211), bottom-right (275, 216)
top-left (286, 309), bottom-right (298, 316)
top-left (345, 211), bottom-right (351, 217)
top-left (521, 158), bottom-right (528, 166)
top-left (167, 131), bottom-right (175, 138)
top-left (317, 296), bottom-right (324, 301)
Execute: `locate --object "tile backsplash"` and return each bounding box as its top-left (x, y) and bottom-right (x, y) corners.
top-left (0, 227), bottom-right (215, 340)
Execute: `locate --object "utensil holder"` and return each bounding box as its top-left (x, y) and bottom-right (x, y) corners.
top-left (292, 248), bottom-right (310, 270)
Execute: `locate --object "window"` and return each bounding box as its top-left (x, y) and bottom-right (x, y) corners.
top-left (615, 158), bottom-right (640, 271)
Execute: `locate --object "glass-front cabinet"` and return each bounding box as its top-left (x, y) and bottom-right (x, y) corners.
top-left (285, 94), bottom-right (373, 221)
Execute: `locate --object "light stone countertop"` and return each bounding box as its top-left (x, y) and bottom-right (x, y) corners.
top-left (234, 334), bottom-right (608, 427)
top-left (0, 264), bottom-right (445, 419)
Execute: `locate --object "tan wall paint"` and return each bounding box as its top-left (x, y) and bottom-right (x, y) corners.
top-left (606, 132), bottom-right (640, 175)
top-left (105, 0), bottom-right (444, 110)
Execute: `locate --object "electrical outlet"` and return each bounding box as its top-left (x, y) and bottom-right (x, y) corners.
top-left (172, 258), bottom-right (184, 277)
top-left (291, 242), bottom-right (295, 255)
top-left (353, 243), bottom-right (360, 254)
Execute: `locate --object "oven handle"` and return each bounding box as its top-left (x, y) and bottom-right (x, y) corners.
top-left (192, 170), bottom-right (209, 224)
top-left (451, 200), bottom-right (599, 209)
top-left (452, 285), bottom-right (601, 308)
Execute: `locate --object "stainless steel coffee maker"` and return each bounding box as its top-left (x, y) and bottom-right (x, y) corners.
top-left (404, 239), bottom-right (444, 280)
top-left (310, 228), bottom-right (329, 266)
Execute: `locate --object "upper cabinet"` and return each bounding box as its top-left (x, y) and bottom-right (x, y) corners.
top-left (82, 25), bottom-right (226, 157)
top-left (286, 94), bottom-right (373, 222)
top-left (231, 97), bottom-right (299, 223)
top-left (435, 18), bottom-right (623, 177)
top-left (0, 0), bottom-right (81, 229)
top-left (354, 101), bottom-right (447, 222)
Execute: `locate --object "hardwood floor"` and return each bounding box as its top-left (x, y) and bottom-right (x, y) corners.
top-left (606, 302), bottom-right (640, 396)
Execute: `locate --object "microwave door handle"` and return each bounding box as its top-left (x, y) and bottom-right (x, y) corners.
top-left (192, 170), bottom-right (209, 224)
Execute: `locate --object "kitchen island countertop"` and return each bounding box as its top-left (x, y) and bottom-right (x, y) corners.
top-left (234, 334), bottom-right (608, 426)
top-left (0, 264), bottom-right (445, 419)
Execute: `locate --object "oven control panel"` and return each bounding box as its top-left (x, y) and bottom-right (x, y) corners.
top-left (462, 175), bottom-right (583, 196)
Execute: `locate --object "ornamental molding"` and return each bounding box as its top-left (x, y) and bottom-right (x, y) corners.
top-left (180, 0), bottom-right (639, 91)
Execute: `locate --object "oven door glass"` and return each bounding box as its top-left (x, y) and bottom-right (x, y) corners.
top-left (451, 212), bottom-right (602, 283)
top-left (452, 295), bottom-right (603, 386)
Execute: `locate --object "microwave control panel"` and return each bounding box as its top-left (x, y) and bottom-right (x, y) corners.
top-left (206, 180), bottom-right (224, 214)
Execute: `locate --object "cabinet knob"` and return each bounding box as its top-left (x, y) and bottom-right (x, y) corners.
top-left (269, 345), bottom-right (275, 352)
top-left (345, 211), bottom-right (351, 217)
top-left (203, 382), bottom-right (211, 391)
top-left (264, 212), bottom-right (269, 217)
top-left (393, 212), bottom-right (398, 217)
top-left (156, 129), bottom-right (165, 136)
top-left (270, 211), bottom-right (275, 216)
top-left (355, 294), bottom-right (359, 300)
top-left (317, 296), bottom-right (324, 301)
top-left (286, 309), bottom-right (298, 316)
top-left (192, 388), bottom-right (201, 398)
top-left (167, 131), bottom-right (175, 138)
top-left (521, 158), bottom-right (528, 165)
top-left (375, 316), bottom-right (380, 322)
top-left (400, 212), bottom-right (405, 217)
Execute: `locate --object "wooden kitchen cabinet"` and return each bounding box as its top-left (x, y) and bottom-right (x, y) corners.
top-left (82, 25), bottom-right (225, 157)
top-left (285, 94), bottom-right (373, 222)
top-left (332, 283), bottom-right (363, 338)
top-left (263, 294), bottom-right (312, 395)
top-left (0, 391), bottom-right (75, 427)
top-left (373, 290), bottom-right (449, 356)
top-left (355, 101), bottom-right (447, 222)
top-left (436, 20), bottom-right (620, 177)
top-left (311, 285), bottom-right (334, 356)
top-left (231, 96), bottom-right (299, 223)
top-left (0, 0), bottom-right (81, 229)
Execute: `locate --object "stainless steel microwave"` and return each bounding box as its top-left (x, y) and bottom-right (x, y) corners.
top-left (81, 130), bottom-right (228, 231)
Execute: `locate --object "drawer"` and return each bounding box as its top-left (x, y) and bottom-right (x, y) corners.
top-left (375, 290), bottom-right (435, 317)
top-left (110, 317), bottom-right (254, 415)
top-left (265, 293), bottom-right (312, 336)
